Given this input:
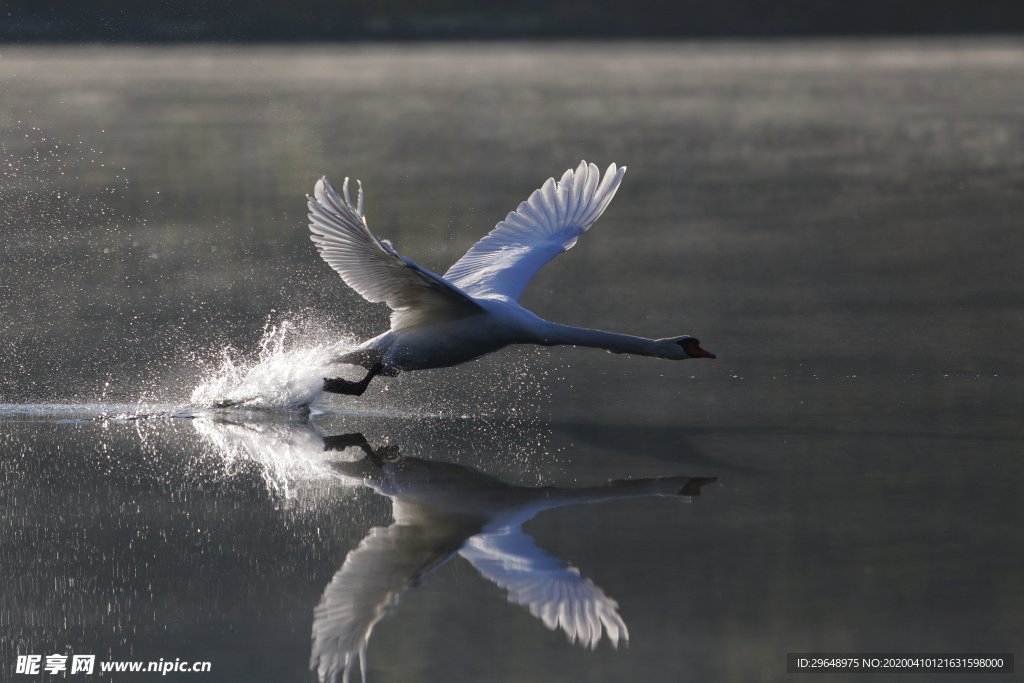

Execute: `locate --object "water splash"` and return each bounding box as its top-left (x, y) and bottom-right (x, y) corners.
top-left (182, 307), bottom-right (556, 472)
top-left (190, 317), bottom-right (354, 410)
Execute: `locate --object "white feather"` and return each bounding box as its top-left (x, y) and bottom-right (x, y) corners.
top-left (443, 161), bottom-right (627, 300)
top-left (308, 177), bottom-right (482, 330)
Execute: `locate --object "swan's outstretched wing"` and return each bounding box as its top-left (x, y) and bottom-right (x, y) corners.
top-left (443, 161), bottom-right (626, 300)
top-left (309, 177), bottom-right (483, 330)
top-left (459, 528), bottom-right (628, 649)
top-left (311, 521), bottom-right (467, 683)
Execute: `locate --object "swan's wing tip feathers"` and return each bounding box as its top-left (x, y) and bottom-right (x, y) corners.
top-left (312, 176), bottom-right (365, 223)
top-left (307, 173), bottom-right (482, 328)
top-left (443, 161), bottom-right (629, 300)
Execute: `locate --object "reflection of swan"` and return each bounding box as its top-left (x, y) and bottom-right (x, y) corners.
top-left (312, 434), bottom-right (716, 683)
top-left (309, 161), bottom-right (715, 397)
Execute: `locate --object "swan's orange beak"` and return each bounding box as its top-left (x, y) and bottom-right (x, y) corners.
top-left (689, 344), bottom-right (716, 359)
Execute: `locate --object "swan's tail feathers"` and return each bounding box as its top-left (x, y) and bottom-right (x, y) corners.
top-left (679, 476), bottom-right (718, 497)
top-left (443, 161), bottom-right (627, 300)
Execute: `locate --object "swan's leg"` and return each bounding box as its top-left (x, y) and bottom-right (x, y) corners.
top-left (322, 363), bottom-right (382, 396)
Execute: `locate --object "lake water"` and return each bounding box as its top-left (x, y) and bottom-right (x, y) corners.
top-left (1, 42), bottom-right (1022, 682)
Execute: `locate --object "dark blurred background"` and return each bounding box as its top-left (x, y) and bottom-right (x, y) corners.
top-left (4, 0), bottom-right (1024, 42)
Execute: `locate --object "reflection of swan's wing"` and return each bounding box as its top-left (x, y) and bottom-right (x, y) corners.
top-left (459, 528), bottom-right (628, 649)
top-left (311, 519), bottom-right (471, 683)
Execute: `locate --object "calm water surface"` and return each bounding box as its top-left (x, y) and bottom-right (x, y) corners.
top-left (1, 42), bottom-right (1022, 682)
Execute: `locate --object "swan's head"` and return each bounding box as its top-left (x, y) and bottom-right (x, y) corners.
top-left (659, 335), bottom-right (716, 360)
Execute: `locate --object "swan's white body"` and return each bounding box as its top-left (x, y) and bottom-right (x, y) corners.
top-left (351, 300), bottom-right (541, 371)
top-left (308, 161), bottom-right (714, 387)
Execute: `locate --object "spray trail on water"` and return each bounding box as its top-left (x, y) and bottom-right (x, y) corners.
top-left (190, 318), bottom-right (355, 410)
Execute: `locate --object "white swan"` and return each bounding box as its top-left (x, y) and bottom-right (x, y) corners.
top-left (308, 161), bottom-right (715, 396)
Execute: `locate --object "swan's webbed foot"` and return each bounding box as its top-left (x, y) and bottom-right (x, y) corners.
top-left (322, 363), bottom-right (382, 397)
top-left (322, 376), bottom-right (371, 396)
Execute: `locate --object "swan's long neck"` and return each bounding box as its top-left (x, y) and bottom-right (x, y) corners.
top-left (535, 321), bottom-right (663, 357)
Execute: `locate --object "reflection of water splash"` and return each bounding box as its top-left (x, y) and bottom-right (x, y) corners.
top-left (191, 416), bottom-right (355, 501)
top-left (190, 318), bottom-right (354, 410)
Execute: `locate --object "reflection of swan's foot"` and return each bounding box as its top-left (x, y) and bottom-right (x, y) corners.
top-left (322, 433), bottom-right (404, 468)
top-left (679, 477), bottom-right (717, 496)
top-left (378, 444), bottom-right (401, 462)
top-left (323, 433), bottom-right (374, 457)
